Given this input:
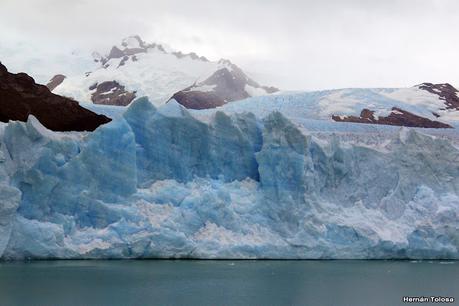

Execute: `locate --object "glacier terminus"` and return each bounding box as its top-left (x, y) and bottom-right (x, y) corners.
top-left (0, 97), bottom-right (459, 260)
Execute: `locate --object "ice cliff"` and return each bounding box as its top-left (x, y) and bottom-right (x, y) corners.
top-left (0, 97), bottom-right (458, 259)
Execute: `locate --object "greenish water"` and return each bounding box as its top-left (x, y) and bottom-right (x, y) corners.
top-left (0, 260), bottom-right (457, 306)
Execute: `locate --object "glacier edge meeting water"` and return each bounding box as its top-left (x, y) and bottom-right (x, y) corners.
top-left (0, 97), bottom-right (458, 260)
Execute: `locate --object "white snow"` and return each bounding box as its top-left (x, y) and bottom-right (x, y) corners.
top-left (244, 84), bottom-right (268, 97)
top-left (54, 50), bottom-right (223, 105)
top-left (186, 84), bottom-right (216, 93)
top-left (191, 87), bottom-right (459, 132)
top-left (391, 109), bottom-right (403, 115)
top-left (318, 90), bottom-right (365, 117)
top-left (0, 40), bottom-right (98, 85)
top-left (99, 87), bottom-right (117, 95)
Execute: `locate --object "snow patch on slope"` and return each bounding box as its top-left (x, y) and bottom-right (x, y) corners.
top-left (193, 87), bottom-right (458, 128)
top-left (54, 50), bottom-right (221, 105)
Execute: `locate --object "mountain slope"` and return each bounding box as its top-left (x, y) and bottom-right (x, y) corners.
top-left (0, 62), bottom-right (111, 132)
top-left (171, 60), bottom-right (278, 109)
top-left (332, 107), bottom-right (452, 128)
top-left (192, 85), bottom-right (459, 129)
top-left (52, 36), bottom-right (278, 107)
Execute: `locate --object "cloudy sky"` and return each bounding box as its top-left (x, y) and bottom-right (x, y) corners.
top-left (1, 0), bottom-right (458, 90)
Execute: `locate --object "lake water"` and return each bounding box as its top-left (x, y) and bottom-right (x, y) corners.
top-left (0, 260), bottom-right (457, 306)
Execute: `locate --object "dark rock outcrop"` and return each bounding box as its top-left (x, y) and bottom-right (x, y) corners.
top-left (171, 61), bottom-right (279, 110)
top-left (46, 74), bottom-right (66, 91)
top-left (100, 36), bottom-right (149, 66)
top-left (0, 62), bottom-right (111, 131)
top-left (107, 46), bottom-right (125, 60)
top-left (418, 83), bottom-right (459, 110)
top-left (332, 107), bottom-right (452, 128)
top-left (171, 90), bottom-right (227, 110)
top-left (90, 81), bottom-right (136, 106)
top-left (262, 86), bottom-right (280, 94)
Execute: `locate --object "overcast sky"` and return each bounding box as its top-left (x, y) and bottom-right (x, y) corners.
top-left (1, 0), bottom-right (458, 90)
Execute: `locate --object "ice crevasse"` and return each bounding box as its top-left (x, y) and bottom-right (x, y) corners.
top-left (0, 97), bottom-right (458, 259)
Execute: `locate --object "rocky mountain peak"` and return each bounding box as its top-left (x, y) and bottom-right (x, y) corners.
top-left (47, 36), bottom-right (278, 107)
top-left (96, 35), bottom-right (210, 68)
top-left (0, 62), bottom-right (111, 131)
top-left (171, 62), bottom-right (279, 109)
top-left (418, 82), bottom-right (459, 110)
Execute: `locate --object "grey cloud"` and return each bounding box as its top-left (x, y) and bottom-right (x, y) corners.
top-left (1, 0), bottom-right (459, 90)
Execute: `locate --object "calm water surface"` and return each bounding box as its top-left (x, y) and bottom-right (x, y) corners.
top-left (0, 260), bottom-right (457, 306)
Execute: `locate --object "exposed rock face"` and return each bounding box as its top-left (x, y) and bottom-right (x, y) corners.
top-left (171, 61), bottom-right (279, 109)
top-left (0, 62), bottom-right (111, 131)
top-left (98, 35), bottom-right (209, 68)
top-left (418, 83), bottom-right (459, 110)
top-left (46, 74), bottom-right (66, 91)
top-left (171, 90), bottom-right (227, 109)
top-left (90, 81), bottom-right (136, 106)
top-left (332, 107), bottom-right (452, 128)
top-left (107, 46), bottom-right (126, 60)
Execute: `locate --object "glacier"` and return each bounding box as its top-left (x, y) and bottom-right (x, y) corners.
top-left (0, 97), bottom-right (459, 259)
top-left (193, 87), bottom-right (459, 129)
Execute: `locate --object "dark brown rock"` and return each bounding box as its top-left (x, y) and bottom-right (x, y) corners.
top-left (171, 62), bottom-right (279, 110)
top-left (418, 83), bottom-right (459, 110)
top-left (46, 74), bottom-right (66, 91)
top-left (0, 62), bottom-right (111, 131)
top-left (118, 56), bottom-right (129, 68)
top-left (90, 80), bottom-right (136, 106)
top-left (171, 91), bottom-right (226, 110)
top-left (262, 86), bottom-right (280, 94)
top-left (108, 46), bottom-right (125, 60)
top-left (332, 107), bottom-right (452, 128)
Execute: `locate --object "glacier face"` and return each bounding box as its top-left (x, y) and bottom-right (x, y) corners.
top-left (0, 97), bottom-right (459, 259)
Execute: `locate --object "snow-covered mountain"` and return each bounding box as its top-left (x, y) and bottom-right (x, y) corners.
top-left (50, 35), bottom-right (278, 107)
top-left (3, 35), bottom-right (458, 129)
top-left (2, 35), bottom-right (459, 260)
top-left (171, 59), bottom-right (278, 109)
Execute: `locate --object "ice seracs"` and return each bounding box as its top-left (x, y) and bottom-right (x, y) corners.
top-left (1, 97), bottom-right (458, 260)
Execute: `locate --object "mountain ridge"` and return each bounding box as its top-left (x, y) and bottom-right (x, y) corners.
top-left (50, 35), bottom-right (278, 108)
top-left (0, 62), bottom-right (111, 131)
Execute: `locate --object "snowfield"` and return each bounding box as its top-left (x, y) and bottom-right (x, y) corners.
top-left (1, 97), bottom-right (459, 259)
top-left (193, 87), bottom-right (459, 128)
top-left (53, 47), bottom-right (223, 105)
